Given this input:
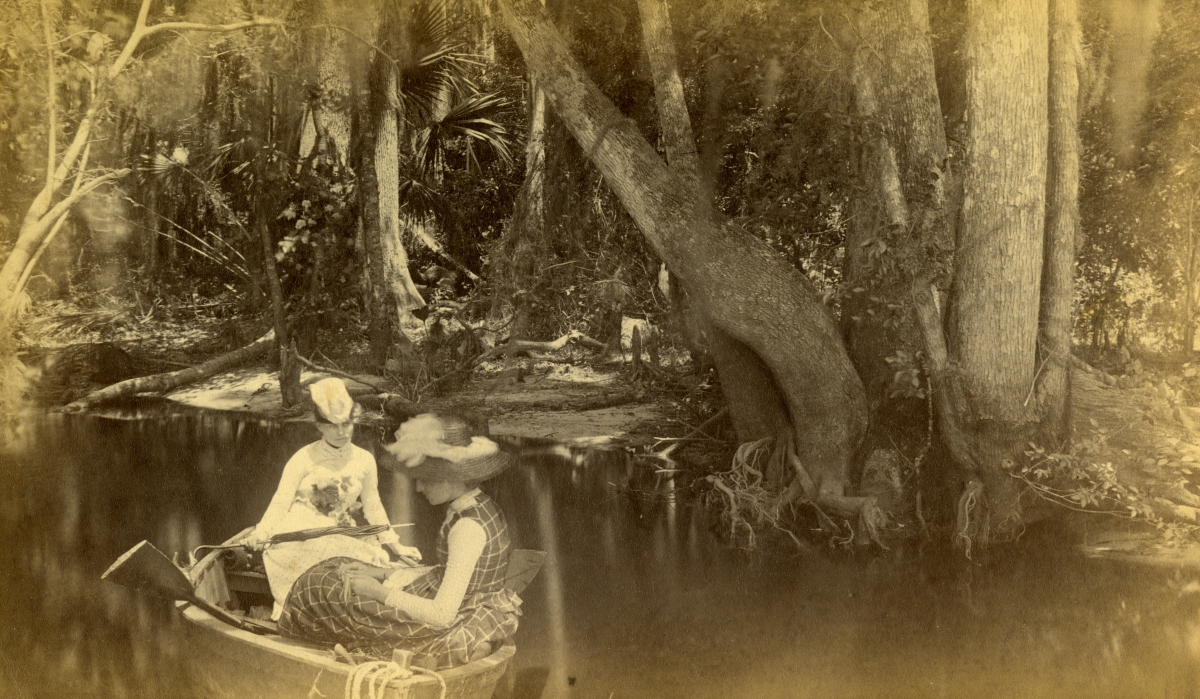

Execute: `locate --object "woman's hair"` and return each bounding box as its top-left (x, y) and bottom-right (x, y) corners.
top-left (314, 402), bottom-right (362, 424)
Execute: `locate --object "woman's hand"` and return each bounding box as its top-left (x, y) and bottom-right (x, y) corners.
top-left (386, 543), bottom-right (422, 564)
top-left (338, 561), bottom-right (389, 581)
top-left (241, 529), bottom-right (269, 551)
top-left (346, 574), bottom-right (389, 603)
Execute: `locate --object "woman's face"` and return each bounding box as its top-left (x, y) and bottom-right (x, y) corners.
top-left (316, 419), bottom-right (354, 448)
top-left (415, 479), bottom-right (468, 505)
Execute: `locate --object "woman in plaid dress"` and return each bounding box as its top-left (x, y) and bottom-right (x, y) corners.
top-left (277, 414), bottom-right (522, 669)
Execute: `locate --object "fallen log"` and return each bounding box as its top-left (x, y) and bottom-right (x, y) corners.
top-left (64, 329), bottom-right (275, 411)
top-left (419, 330), bottom-right (605, 395)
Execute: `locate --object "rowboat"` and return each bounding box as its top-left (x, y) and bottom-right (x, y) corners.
top-left (106, 526), bottom-right (540, 699)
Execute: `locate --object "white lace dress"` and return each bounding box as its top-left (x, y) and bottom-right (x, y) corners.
top-left (252, 439), bottom-right (400, 619)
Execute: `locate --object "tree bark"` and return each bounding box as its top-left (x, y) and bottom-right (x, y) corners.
top-left (638, 0), bottom-right (788, 474)
top-left (508, 73), bottom-right (547, 342)
top-left (948, 0), bottom-right (1049, 523)
top-left (1039, 0), bottom-right (1081, 444)
top-left (312, 22), bottom-right (353, 170)
top-left (637, 0), bottom-right (700, 190)
top-left (375, 62), bottom-right (425, 342)
top-left (361, 103), bottom-right (393, 369)
top-left (257, 206), bottom-right (302, 407)
top-left (499, 0), bottom-right (868, 494)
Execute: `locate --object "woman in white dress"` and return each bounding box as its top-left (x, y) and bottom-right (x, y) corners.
top-left (243, 377), bottom-right (416, 619)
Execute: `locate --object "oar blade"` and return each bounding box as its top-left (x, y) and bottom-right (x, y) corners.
top-left (101, 540), bottom-right (193, 601)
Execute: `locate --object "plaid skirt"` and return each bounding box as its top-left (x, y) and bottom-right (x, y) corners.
top-left (277, 557), bottom-right (522, 669)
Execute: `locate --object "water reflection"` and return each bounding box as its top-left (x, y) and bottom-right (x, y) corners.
top-left (0, 408), bottom-right (1197, 699)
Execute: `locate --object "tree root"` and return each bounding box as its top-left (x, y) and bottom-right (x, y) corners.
top-left (954, 478), bottom-right (987, 559)
top-left (706, 435), bottom-right (887, 548)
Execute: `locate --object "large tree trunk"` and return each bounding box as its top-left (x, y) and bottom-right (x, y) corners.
top-left (499, 0), bottom-right (868, 496)
top-left (947, 0), bottom-right (1049, 525)
top-left (1038, 0), bottom-right (1082, 444)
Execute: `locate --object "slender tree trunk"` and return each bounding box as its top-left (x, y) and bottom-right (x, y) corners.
top-left (361, 103), bottom-right (392, 369)
top-left (499, 0), bottom-right (868, 496)
top-left (375, 63), bottom-right (424, 348)
top-left (843, 0), bottom-right (954, 410)
top-left (1039, 0), bottom-right (1081, 444)
top-left (1186, 188), bottom-right (1199, 356)
top-left (638, 0), bottom-right (700, 188)
top-left (312, 23), bottom-right (353, 171)
top-left (257, 207), bottom-right (302, 407)
top-left (507, 75), bottom-right (547, 342)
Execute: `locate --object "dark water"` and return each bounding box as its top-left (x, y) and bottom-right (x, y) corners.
top-left (0, 407), bottom-right (1197, 699)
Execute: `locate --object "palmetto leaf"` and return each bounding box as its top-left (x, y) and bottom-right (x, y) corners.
top-left (398, 176), bottom-right (446, 221)
top-left (414, 92), bottom-right (513, 177)
top-left (395, 0), bottom-right (479, 124)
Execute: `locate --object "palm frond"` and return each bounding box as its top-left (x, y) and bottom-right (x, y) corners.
top-left (412, 0), bottom-right (451, 55)
top-left (395, 0), bottom-right (482, 123)
top-left (414, 92), bottom-right (514, 176)
top-left (398, 176), bottom-right (446, 221)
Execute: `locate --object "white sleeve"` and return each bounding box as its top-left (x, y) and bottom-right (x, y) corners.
top-left (253, 447), bottom-right (312, 539)
top-left (383, 518), bottom-right (486, 628)
top-left (358, 451), bottom-right (399, 545)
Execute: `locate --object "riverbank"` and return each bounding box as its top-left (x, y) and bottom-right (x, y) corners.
top-left (15, 300), bottom-right (1200, 566)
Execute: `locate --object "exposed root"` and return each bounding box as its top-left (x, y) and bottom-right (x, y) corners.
top-left (954, 478), bottom-right (987, 559)
top-left (706, 436), bottom-right (887, 549)
top-left (705, 438), bottom-right (805, 550)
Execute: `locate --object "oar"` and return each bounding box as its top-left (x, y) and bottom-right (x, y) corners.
top-left (101, 540), bottom-right (272, 635)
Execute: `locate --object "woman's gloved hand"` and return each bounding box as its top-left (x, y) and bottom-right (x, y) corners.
top-left (346, 573), bottom-right (390, 603)
top-left (241, 528), bottom-right (270, 551)
top-left (338, 561), bottom-right (390, 581)
top-left (386, 543), bottom-right (422, 563)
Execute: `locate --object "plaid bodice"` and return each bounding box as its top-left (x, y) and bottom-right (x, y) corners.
top-left (437, 492), bottom-right (511, 595)
top-left (407, 491), bottom-right (511, 598)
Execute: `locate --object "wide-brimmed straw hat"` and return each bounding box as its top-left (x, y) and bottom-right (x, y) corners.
top-left (384, 413), bottom-right (512, 482)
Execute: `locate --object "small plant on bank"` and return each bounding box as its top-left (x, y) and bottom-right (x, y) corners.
top-left (1012, 434), bottom-right (1200, 546)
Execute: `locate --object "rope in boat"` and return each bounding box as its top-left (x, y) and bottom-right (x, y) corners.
top-left (343, 659), bottom-right (446, 699)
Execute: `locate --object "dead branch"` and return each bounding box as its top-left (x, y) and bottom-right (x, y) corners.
top-left (295, 354), bottom-right (389, 393)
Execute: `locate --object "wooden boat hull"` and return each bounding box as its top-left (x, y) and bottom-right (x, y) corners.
top-left (176, 528), bottom-right (515, 699)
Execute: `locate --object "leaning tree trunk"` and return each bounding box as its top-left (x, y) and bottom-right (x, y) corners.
top-left (638, 0), bottom-right (791, 464)
top-left (948, 0), bottom-right (1050, 527)
top-left (498, 0), bottom-right (868, 500)
top-left (1037, 0), bottom-right (1082, 445)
